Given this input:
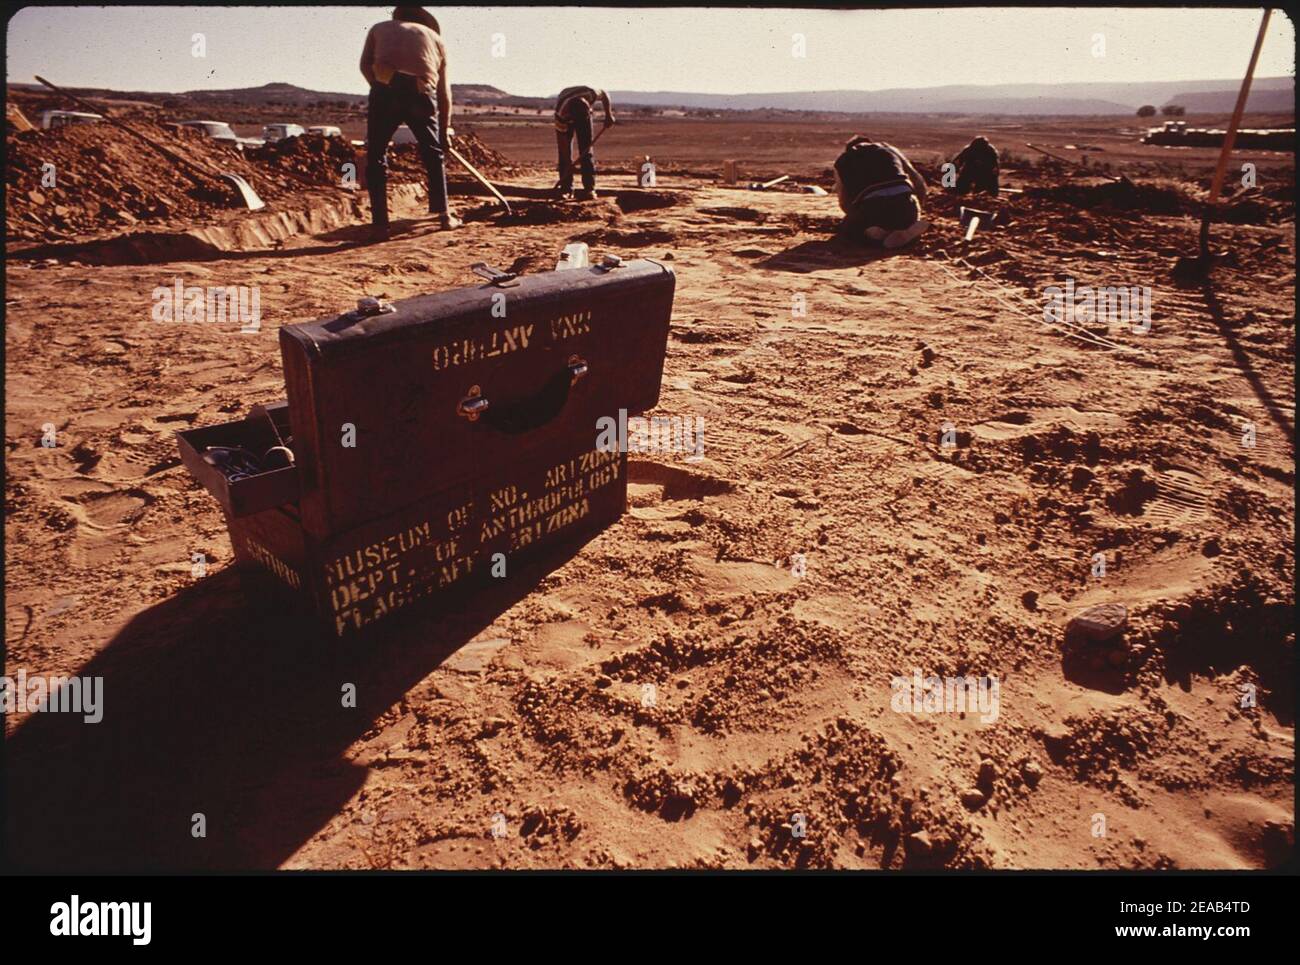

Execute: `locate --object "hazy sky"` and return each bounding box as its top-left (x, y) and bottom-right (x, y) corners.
top-left (6, 6), bottom-right (1294, 97)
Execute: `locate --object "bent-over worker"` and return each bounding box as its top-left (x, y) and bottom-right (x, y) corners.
top-left (360, 6), bottom-right (461, 239)
top-left (554, 86), bottom-right (615, 200)
top-left (833, 136), bottom-right (929, 249)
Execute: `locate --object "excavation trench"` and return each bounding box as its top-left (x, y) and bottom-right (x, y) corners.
top-left (7, 184), bottom-right (419, 266)
top-left (8, 182), bottom-right (686, 267)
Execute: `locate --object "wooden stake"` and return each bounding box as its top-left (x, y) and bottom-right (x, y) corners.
top-left (1199, 8), bottom-right (1273, 258)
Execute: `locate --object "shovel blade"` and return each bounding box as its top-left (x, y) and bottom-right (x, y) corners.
top-left (220, 174), bottom-right (265, 211)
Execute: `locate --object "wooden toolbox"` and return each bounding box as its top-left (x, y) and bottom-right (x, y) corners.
top-left (177, 257), bottom-right (676, 638)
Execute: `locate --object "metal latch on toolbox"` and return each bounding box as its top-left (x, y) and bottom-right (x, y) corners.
top-left (470, 262), bottom-right (520, 287)
top-left (356, 296), bottom-right (396, 317)
top-left (457, 384), bottom-right (489, 421)
top-left (329, 296), bottom-right (396, 328)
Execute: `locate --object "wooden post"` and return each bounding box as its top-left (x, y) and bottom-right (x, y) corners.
top-left (1198, 8), bottom-right (1273, 258)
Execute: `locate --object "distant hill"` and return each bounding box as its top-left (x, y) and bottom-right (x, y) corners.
top-left (175, 81), bottom-right (526, 106)
top-left (1165, 87), bottom-right (1295, 113)
top-left (454, 84), bottom-right (517, 101)
top-left (177, 83), bottom-right (365, 107)
top-left (608, 76), bottom-right (1294, 115)
top-left (938, 97), bottom-right (1135, 115)
top-left (10, 76), bottom-right (1293, 118)
top-left (6, 81), bottom-right (523, 109)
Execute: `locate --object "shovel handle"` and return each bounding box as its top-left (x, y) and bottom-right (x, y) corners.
top-left (448, 142), bottom-right (511, 213)
top-left (1025, 142), bottom-right (1123, 183)
top-left (35, 75), bottom-right (227, 188)
top-left (569, 122), bottom-right (611, 167)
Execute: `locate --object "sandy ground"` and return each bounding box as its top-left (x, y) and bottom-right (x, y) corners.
top-left (4, 156), bottom-right (1294, 869)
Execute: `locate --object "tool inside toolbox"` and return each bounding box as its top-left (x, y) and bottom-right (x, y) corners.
top-left (200, 402), bottom-right (296, 480)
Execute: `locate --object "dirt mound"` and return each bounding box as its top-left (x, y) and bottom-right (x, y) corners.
top-left (5, 121), bottom-right (295, 241)
top-left (244, 129), bottom-right (514, 190)
top-left (495, 199), bottom-right (619, 226)
top-left (6, 123), bottom-right (517, 242)
top-left (244, 132), bottom-right (360, 187)
top-left (446, 130), bottom-right (514, 176)
top-left (1026, 176), bottom-right (1195, 216)
top-left (1218, 183), bottom-right (1297, 225)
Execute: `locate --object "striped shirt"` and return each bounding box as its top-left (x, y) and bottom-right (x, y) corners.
top-left (554, 86), bottom-right (609, 129)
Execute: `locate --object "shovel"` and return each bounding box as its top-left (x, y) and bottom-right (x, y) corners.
top-left (958, 206), bottom-right (1007, 241)
top-left (36, 75), bottom-right (265, 210)
top-left (446, 131), bottom-right (511, 214)
top-left (570, 122), bottom-right (612, 169)
top-left (553, 123), bottom-right (613, 194)
top-left (1025, 142), bottom-right (1123, 184)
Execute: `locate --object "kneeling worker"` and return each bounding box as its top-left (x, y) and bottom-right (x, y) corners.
top-left (554, 86), bottom-right (615, 200)
top-left (360, 6), bottom-right (461, 239)
top-left (833, 136), bottom-right (929, 249)
top-left (954, 136), bottom-right (1000, 195)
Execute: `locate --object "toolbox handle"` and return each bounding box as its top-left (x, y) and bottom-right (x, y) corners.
top-left (458, 356), bottom-right (588, 434)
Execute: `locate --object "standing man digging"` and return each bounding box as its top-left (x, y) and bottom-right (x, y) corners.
top-left (360, 6), bottom-right (462, 240)
top-left (554, 86), bottom-right (615, 200)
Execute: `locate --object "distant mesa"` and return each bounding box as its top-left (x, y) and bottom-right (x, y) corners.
top-left (7, 75), bottom-right (1292, 117)
top-left (606, 76), bottom-right (1294, 115)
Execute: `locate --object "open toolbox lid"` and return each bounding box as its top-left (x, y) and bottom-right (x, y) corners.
top-left (278, 258), bottom-right (675, 539)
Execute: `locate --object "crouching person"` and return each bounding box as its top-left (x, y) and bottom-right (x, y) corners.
top-left (954, 136), bottom-right (1000, 195)
top-left (833, 136), bottom-right (929, 249)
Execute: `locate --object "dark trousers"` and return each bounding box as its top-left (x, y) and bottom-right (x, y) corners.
top-left (366, 73), bottom-right (448, 226)
top-left (839, 191), bottom-right (920, 239)
top-left (957, 165), bottom-right (999, 195)
top-left (556, 104), bottom-right (595, 191)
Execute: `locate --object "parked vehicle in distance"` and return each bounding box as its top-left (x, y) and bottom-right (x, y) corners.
top-left (307, 125), bottom-right (343, 138)
top-left (262, 123), bottom-right (306, 143)
top-left (1141, 119), bottom-right (1295, 150)
top-left (174, 119), bottom-right (261, 150)
top-left (41, 109), bottom-right (103, 130)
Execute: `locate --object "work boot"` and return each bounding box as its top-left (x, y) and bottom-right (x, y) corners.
top-left (574, 188), bottom-right (598, 201)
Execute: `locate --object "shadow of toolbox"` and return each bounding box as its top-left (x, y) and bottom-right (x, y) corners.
top-left (177, 257), bottom-right (676, 638)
